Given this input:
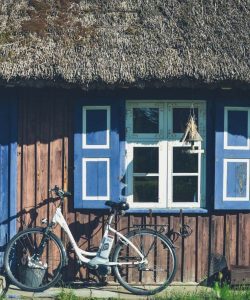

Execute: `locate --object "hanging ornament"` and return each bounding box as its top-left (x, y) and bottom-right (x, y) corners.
top-left (180, 105), bottom-right (204, 154)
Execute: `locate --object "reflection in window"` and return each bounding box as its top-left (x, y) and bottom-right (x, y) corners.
top-left (134, 177), bottom-right (158, 202)
top-left (173, 108), bottom-right (198, 133)
top-left (134, 147), bottom-right (158, 173)
top-left (133, 147), bottom-right (159, 203)
top-left (133, 108), bottom-right (159, 133)
top-left (173, 176), bottom-right (198, 202)
top-left (173, 147), bottom-right (198, 173)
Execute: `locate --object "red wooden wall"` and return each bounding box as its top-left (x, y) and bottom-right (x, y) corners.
top-left (16, 94), bottom-right (250, 283)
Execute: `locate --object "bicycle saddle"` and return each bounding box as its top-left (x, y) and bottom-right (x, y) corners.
top-left (105, 201), bottom-right (129, 211)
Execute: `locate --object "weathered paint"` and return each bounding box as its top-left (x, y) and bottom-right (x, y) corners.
top-left (215, 102), bottom-right (250, 209)
top-left (74, 100), bottom-right (123, 209)
top-left (8, 87), bottom-right (250, 282)
top-left (0, 95), bottom-right (17, 268)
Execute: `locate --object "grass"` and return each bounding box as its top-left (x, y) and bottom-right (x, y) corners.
top-left (155, 283), bottom-right (250, 300)
top-left (56, 288), bottom-right (79, 300)
top-left (54, 284), bottom-right (250, 300)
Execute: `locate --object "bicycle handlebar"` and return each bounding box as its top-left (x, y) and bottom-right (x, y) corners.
top-left (49, 185), bottom-right (71, 199)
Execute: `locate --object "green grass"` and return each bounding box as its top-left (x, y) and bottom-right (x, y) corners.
top-left (56, 289), bottom-right (79, 300)
top-left (37, 284), bottom-right (250, 300)
top-left (155, 284), bottom-right (250, 300)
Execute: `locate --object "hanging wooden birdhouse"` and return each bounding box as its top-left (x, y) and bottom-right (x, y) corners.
top-left (180, 108), bottom-right (204, 154)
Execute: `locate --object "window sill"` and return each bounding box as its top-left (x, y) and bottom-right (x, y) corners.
top-left (126, 208), bottom-right (208, 214)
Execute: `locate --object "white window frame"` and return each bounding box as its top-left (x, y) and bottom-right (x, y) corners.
top-left (82, 106), bottom-right (110, 149)
top-left (126, 102), bottom-right (164, 141)
top-left (224, 107), bottom-right (250, 150)
top-left (168, 141), bottom-right (202, 208)
top-left (82, 158), bottom-right (110, 200)
top-left (125, 142), bottom-right (166, 208)
top-left (125, 100), bottom-right (206, 209)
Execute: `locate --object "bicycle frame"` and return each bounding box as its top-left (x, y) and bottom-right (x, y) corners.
top-left (52, 207), bottom-right (146, 266)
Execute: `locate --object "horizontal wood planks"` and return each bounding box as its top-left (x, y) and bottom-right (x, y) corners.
top-left (17, 95), bottom-right (250, 283)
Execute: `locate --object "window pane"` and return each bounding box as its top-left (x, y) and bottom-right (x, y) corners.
top-left (133, 108), bottom-right (159, 133)
top-left (173, 147), bottom-right (198, 173)
top-left (134, 147), bottom-right (158, 173)
top-left (173, 176), bottom-right (198, 202)
top-left (134, 177), bottom-right (158, 202)
top-left (173, 108), bottom-right (198, 133)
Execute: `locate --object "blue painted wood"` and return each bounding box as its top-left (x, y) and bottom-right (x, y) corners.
top-left (228, 110), bottom-right (248, 147)
top-left (126, 208), bottom-right (208, 214)
top-left (226, 161), bottom-right (247, 198)
top-left (74, 99), bottom-right (123, 209)
top-left (86, 160), bottom-right (108, 197)
top-left (0, 96), bottom-right (17, 268)
top-left (215, 102), bottom-right (250, 209)
top-left (86, 109), bottom-right (107, 146)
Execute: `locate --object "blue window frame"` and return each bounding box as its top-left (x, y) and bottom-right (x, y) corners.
top-left (74, 100), bottom-right (124, 209)
top-left (215, 103), bottom-right (250, 209)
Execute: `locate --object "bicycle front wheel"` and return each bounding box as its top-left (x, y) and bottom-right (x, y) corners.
top-left (112, 229), bottom-right (177, 295)
top-left (4, 227), bottom-right (65, 292)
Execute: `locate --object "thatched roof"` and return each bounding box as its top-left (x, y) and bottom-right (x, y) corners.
top-left (0, 0), bottom-right (249, 89)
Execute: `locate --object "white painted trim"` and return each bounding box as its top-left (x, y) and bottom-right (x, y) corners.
top-left (125, 100), bottom-right (206, 209)
top-left (126, 102), bottom-right (164, 141)
top-left (167, 101), bottom-right (206, 140)
top-left (223, 158), bottom-right (249, 201)
top-left (224, 107), bottom-right (250, 150)
top-left (168, 142), bottom-right (201, 208)
top-left (125, 142), bottom-right (166, 208)
top-left (82, 106), bottom-right (110, 149)
top-left (82, 158), bottom-right (110, 200)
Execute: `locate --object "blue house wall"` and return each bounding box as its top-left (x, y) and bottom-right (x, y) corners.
top-left (0, 93), bottom-right (18, 268)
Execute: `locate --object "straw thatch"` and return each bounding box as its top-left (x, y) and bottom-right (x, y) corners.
top-left (0, 0), bottom-right (249, 89)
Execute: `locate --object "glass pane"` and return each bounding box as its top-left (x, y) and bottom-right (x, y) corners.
top-left (86, 109), bottom-right (107, 145)
top-left (134, 176), bottom-right (158, 202)
top-left (173, 176), bottom-right (198, 202)
top-left (173, 108), bottom-right (198, 133)
top-left (133, 108), bottom-right (159, 133)
top-left (228, 110), bottom-right (248, 147)
top-left (134, 147), bottom-right (158, 173)
top-left (173, 147), bottom-right (198, 173)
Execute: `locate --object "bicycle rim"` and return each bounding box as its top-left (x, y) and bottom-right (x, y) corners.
top-left (4, 227), bottom-right (64, 292)
top-left (112, 229), bottom-right (177, 295)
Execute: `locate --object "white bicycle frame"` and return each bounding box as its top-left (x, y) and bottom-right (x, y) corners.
top-left (52, 207), bottom-right (146, 266)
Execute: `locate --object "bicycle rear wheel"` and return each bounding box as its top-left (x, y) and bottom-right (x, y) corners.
top-left (112, 229), bottom-right (177, 295)
top-left (4, 227), bottom-right (65, 292)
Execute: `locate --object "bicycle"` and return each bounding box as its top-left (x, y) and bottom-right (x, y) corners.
top-left (4, 186), bottom-right (189, 296)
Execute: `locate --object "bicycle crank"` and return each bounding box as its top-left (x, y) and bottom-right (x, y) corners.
top-left (96, 265), bottom-right (111, 276)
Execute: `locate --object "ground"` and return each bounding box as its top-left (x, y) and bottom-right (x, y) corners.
top-left (5, 282), bottom-right (212, 299)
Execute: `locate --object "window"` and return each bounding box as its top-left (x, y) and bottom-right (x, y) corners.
top-left (215, 104), bottom-right (250, 210)
top-left (126, 101), bottom-right (206, 209)
top-left (74, 102), bottom-right (121, 209)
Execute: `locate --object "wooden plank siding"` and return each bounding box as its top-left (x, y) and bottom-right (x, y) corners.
top-left (16, 95), bottom-right (250, 283)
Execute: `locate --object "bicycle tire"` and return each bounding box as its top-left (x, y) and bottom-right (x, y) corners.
top-left (0, 273), bottom-right (9, 297)
top-left (112, 228), bottom-right (177, 295)
top-left (4, 227), bottom-right (66, 292)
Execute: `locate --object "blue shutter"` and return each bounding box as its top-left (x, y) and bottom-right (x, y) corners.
top-left (215, 103), bottom-right (250, 209)
top-left (0, 97), bottom-right (17, 267)
top-left (74, 100), bottom-right (124, 209)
